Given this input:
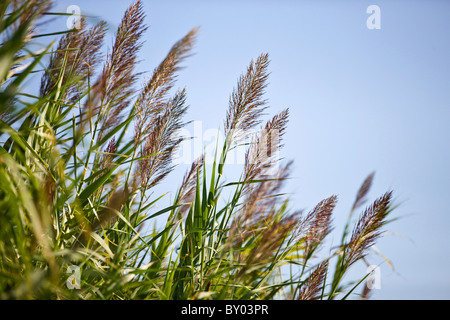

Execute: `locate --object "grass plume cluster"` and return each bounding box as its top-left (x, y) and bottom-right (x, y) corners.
top-left (0, 0), bottom-right (395, 300)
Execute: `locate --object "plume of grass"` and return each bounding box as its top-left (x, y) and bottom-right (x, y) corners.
top-left (134, 27), bottom-right (198, 146)
top-left (329, 191), bottom-right (393, 299)
top-left (303, 196), bottom-right (336, 255)
top-left (135, 88), bottom-right (188, 191)
top-left (243, 108), bottom-right (289, 191)
top-left (40, 18), bottom-right (107, 102)
top-left (352, 172), bottom-right (375, 212)
top-left (344, 191), bottom-right (393, 267)
top-left (95, 0), bottom-right (146, 141)
top-left (232, 109), bottom-right (290, 230)
top-left (297, 261), bottom-right (329, 300)
top-left (224, 53), bottom-right (269, 144)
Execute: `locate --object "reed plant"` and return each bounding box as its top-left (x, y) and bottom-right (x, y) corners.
top-left (0, 0), bottom-right (395, 300)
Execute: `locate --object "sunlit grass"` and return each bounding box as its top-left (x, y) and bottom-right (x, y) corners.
top-left (0, 0), bottom-right (394, 300)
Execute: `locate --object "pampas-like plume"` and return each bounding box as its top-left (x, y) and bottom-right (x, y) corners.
top-left (351, 172), bottom-right (375, 212)
top-left (225, 53), bottom-right (270, 140)
top-left (229, 109), bottom-right (291, 250)
top-left (301, 195), bottom-right (337, 258)
top-left (40, 18), bottom-right (107, 101)
top-left (136, 88), bottom-right (188, 190)
top-left (134, 27), bottom-right (198, 145)
top-left (96, 0), bottom-right (147, 140)
top-left (243, 108), bottom-right (289, 194)
top-left (344, 191), bottom-right (393, 268)
top-left (297, 261), bottom-right (329, 300)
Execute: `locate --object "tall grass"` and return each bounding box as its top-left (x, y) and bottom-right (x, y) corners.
top-left (0, 0), bottom-right (395, 300)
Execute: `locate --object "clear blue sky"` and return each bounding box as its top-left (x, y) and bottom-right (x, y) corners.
top-left (44, 0), bottom-right (450, 299)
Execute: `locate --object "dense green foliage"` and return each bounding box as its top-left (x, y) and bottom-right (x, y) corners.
top-left (0, 0), bottom-right (394, 300)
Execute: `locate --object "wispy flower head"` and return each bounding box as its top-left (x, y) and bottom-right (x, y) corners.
top-left (244, 108), bottom-right (289, 193)
top-left (225, 53), bottom-right (270, 140)
top-left (297, 261), bottom-right (329, 300)
top-left (136, 89), bottom-right (188, 190)
top-left (344, 191), bottom-right (393, 268)
top-left (351, 172), bottom-right (375, 212)
top-left (40, 18), bottom-right (107, 101)
top-left (302, 195), bottom-right (337, 245)
top-left (96, 0), bottom-right (147, 140)
top-left (134, 27), bottom-right (198, 145)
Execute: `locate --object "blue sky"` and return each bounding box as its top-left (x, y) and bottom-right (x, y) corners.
top-left (44, 0), bottom-right (450, 299)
